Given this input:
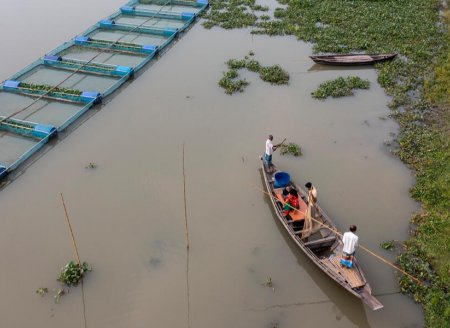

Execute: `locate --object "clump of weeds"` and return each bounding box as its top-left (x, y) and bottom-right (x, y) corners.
top-left (85, 162), bottom-right (97, 169)
top-left (202, 0), bottom-right (268, 29)
top-left (312, 76), bottom-right (370, 99)
top-left (219, 52), bottom-right (289, 94)
top-left (280, 142), bottom-right (302, 156)
top-left (219, 69), bottom-right (249, 94)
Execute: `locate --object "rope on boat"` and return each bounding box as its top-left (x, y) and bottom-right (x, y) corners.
top-left (251, 182), bottom-right (423, 285)
top-left (0, 0), bottom-right (173, 125)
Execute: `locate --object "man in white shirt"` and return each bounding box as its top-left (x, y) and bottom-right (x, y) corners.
top-left (263, 135), bottom-right (282, 172)
top-left (342, 225), bottom-right (359, 256)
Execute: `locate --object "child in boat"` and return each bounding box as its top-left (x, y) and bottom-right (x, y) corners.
top-left (283, 189), bottom-right (300, 217)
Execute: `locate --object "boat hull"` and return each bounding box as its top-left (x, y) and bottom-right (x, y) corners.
top-left (310, 53), bottom-right (397, 66)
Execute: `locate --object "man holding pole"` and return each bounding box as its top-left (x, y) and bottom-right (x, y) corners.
top-left (263, 135), bottom-right (284, 172)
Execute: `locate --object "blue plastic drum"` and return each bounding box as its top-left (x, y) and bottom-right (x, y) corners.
top-left (274, 171), bottom-right (290, 188)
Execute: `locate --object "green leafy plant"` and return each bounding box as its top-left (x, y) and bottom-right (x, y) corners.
top-left (259, 65), bottom-right (289, 85)
top-left (311, 76), bottom-right (370, 99)
top-left (280, 143), bottom-right (302, 156)
top-left (85, 162), bottom-right (97, 169)
top-left (58, 261), bottom-right (91, 286)
top-left (20, 83), bottom-right (82, 96)
top-left (218, 69), bottom-right (249, 94)
top-left (219, 54), bottom-right (289, 94)
top-left (202, 0), bottom-right (268, 29)
top-left (380, 240), bottom-right (396, 251)
top-left (53, 288), bottom-right (68, 304)
top-left (36, 287), bottom-right (48, 297)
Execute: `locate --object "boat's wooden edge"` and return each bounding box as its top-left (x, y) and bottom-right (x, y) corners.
top-left (360, 287), bottom-right (384, 310)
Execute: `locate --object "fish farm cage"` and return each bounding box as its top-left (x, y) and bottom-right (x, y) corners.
top-left (0, 0), bottom-right (208, 181)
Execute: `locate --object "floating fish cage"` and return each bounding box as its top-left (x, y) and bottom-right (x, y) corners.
top-left (0, 0), bottom-right (209, 181)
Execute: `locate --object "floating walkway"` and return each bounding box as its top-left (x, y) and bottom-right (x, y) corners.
top-left (0, 0), bottom-right (208, 180)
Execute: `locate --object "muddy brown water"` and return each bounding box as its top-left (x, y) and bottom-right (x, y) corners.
top-left (0, 1), bottom-right (424, 327)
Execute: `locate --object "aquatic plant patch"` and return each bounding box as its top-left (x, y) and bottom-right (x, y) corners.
top-left (36, 287), bottom-right (48, 297)
top-left (218, 69), bottom-right (249, 94)
top-left (219, 54), bottom-right (289, 94)
top-left (259, 65), bottom-right (289, 85)
top-left (58, 261), bottom-right (91, 286)
top-left (20, 83), bottom-right (82, 96)
top-left (202, 0), bottom-right (269, 29)
top-left (280, 142), bottom-right (302, 156)
top-left (311, 76), bottom-right (370, 100)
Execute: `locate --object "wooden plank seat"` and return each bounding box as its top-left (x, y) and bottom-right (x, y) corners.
top-left (304, 235), bottom-right (336, 249)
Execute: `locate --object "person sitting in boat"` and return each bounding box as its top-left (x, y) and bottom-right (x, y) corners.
top-left (282, 186), bottom-right (292, 199)
top-left (263, 135), bottom-right (283, 172)
top-left (341, 225), bottom-right (359, 268)
top-left (282, 189), bottom-right (300, 217)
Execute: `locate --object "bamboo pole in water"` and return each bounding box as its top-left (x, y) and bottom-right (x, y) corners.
top-left (60, 192), bottom-right (81, 266)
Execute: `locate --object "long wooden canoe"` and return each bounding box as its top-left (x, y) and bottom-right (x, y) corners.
top-left (261, 162), bottom-right (383, 310)
top-left (310, 53), bottom-right (397, 66)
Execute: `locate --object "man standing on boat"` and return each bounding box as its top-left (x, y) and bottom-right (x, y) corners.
top-left (341, 225), bottom-right (359, 267)
top-left (263, 135), bottom-right (283, 172)
top-left (302, 182), bottom-right (319, 239)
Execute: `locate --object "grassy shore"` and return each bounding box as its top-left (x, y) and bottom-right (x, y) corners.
top-left (204, 0), bottom-right (450, 326)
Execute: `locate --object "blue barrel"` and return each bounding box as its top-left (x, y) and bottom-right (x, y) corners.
top-left (274, 171), bottom-right (290, 188)
top-left (0, 166), bottom-right (7, 179)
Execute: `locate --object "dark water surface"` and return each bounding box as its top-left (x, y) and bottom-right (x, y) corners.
top-left (0, 1), bottom-right (423, 327)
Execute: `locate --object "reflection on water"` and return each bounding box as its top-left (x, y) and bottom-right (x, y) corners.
top-left (0, 1), bottom-right (423, 328)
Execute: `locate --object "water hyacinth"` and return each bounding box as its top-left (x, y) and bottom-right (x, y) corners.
top-left (219, 54), bottom-right (289, 94)
top-left (202, 0), bottom-right (269, 29)
top-left (280, 142), bottom-right (302, 156)
top-left (312, 76), bottom-right (370, 99)
top-left (58, 261), bottom-right (91, 286)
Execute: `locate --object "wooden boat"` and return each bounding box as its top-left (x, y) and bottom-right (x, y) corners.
top-left (309, 53), bottom-right (397, 66)
top-left (261, 162), bottom-right (383, 310)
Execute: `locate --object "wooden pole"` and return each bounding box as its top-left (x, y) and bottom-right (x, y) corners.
top-left (60, 193), bottom-right (81, 266)
top-left (183, 143), bottom-right (190, 249)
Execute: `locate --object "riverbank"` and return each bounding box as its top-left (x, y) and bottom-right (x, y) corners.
top-left (203, 0), bottom-right (450, 326)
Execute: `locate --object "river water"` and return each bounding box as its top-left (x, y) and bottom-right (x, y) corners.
top-left (0, 1), bottom-right (424, 327)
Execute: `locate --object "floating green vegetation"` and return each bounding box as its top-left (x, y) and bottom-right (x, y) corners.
top-left (218, 69), bottom-right (249, 94)
top-left (20, 83), bottom-right (82, 96)
top-left (85, 162), bottom-right (97, 169)
top-left (53, 288), bottom-right (67, 304)
top-left (202, 0), bottom-right (269, 29)
top-left (35, 287), bottom-right (48, 297)
top-left (311, 76), bottom-right (370, 100)
top-left (265, 276), bottom-right (273, 287)
top-left (380, 240), bottom-right (396, 251)
top-left (280, 142), bottom-right (302, 156)
top-left (259, 65), bottom-right (289, 85)
top-left (219, 53), bottom-right (289, 94)
top-left (58, 261), bottom-right (91, 286)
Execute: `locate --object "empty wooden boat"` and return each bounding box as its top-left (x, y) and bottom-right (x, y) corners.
top-left (310, 53), bottom-right (397, 66)
top-left (261, 162), bottom-right (383, 310)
